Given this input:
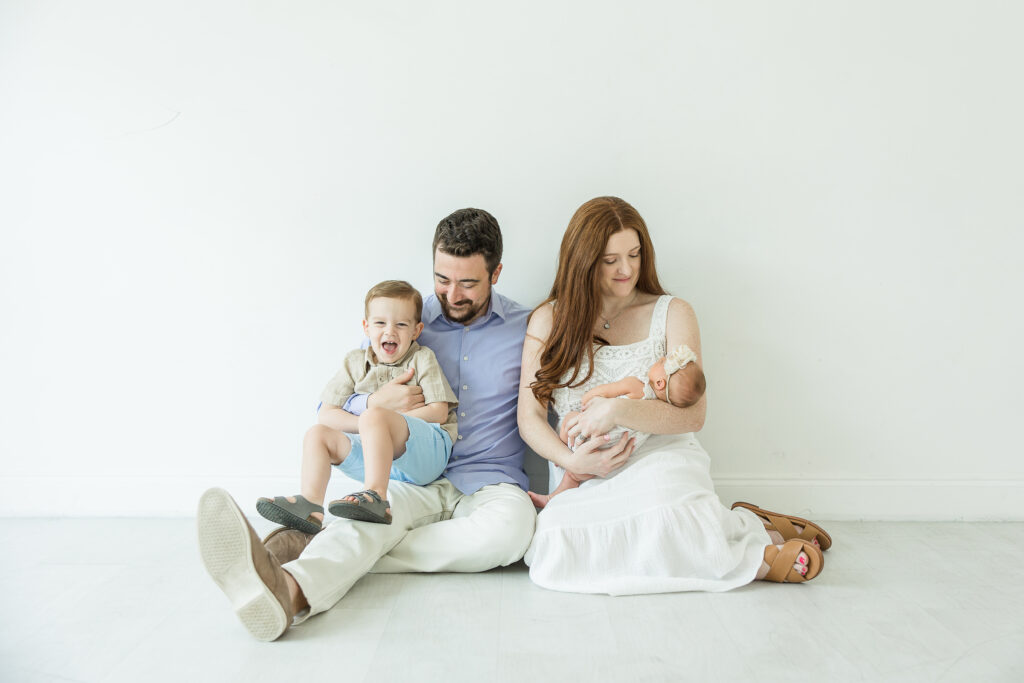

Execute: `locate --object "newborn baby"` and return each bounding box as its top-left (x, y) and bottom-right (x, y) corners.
top-left (534, 345), bottom-right (705, 508)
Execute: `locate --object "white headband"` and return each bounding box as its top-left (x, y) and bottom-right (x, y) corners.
top-left (662, 344), bottom-right (697, 406)
top-left (663, 344), bottom-right (697, 376)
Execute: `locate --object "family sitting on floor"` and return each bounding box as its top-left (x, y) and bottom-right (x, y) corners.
top-left (197, 199), bottom-right (832, 641)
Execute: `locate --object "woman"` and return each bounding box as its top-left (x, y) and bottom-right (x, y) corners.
top-left (517, 196), bottom-right (829, 594)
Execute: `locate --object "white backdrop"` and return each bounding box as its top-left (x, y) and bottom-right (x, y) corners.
top-left (2, 1), bottom-right (1022, 519)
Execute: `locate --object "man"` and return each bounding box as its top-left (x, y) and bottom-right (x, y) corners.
top-left (198, 209), bottom-right (538, 641)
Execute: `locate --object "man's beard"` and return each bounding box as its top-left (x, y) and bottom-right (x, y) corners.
top-left (439, 293), bottom-right (488, 324)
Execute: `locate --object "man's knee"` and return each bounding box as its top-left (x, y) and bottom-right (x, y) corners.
top-left (474, 485), bottom-right (537, 565)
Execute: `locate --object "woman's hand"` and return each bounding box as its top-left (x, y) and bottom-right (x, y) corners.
top-left (558, 410), bottom-right (581, 446)
top-left (566, 396), bottom-right (619, 443)
top-left (565, 432), bottom-right (636, 477)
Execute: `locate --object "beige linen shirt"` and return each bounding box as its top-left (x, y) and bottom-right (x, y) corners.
top-left (319, 342), bottom-right (458, 443)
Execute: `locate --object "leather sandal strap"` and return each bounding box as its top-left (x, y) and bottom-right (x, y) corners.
top-left (762, 512), bottom-right (818, 544)
top-left (268, 495), bottom-right (323, 515)
top-left (346, 490), bottom-right (383, 505)
top-left (741, 503), bottom-right (827, 547)
top-left (765, 540), bottom-right (806, 583)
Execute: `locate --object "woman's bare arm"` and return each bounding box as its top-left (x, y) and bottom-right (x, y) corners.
top-left (569, 298), bottom-right (706, 439)
top-left (517, 304), bottom-right (635, 477)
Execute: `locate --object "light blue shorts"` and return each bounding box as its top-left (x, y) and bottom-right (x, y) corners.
top-left (335, 414), bottom-right (452, 486)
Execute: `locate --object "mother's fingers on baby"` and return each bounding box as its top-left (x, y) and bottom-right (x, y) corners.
top-left (567, 422), bottom-right (584, 441)
top-left (606, 435), bottom-right (635, 469)
top-left (573, 432), bottom-right (606, 454)
top-left (620, 436), bottom-right (637, 462)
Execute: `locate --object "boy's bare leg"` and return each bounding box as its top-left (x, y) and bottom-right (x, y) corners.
top-left (342, 406), bottom-right (409, 502)
top-left (292, 425), bottom-right (352, 522)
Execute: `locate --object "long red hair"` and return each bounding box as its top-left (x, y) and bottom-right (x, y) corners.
top-left (530, 197), bottom-right (666, 406)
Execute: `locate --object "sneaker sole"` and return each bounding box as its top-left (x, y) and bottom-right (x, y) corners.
top-left (198, 488), bottom-right (288, 641)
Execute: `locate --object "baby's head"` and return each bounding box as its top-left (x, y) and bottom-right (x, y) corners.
top-left (648, 345), bottom-right (706, 408)
top-left (362, 280), bottom-right (424, 363)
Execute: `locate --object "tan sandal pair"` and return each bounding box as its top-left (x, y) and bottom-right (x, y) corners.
top-left (733, 501), bottom-right (831, 583)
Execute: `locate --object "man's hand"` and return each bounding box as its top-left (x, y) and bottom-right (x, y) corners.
top-left (366, 367), bottom-right (425, 412)
top-left (566, 432), bottom-right (636, 477)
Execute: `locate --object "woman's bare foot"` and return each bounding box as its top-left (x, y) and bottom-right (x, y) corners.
top-left (755, 530), bottom-right (810, 580)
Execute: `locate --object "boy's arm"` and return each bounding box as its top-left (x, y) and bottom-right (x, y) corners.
top-left (318, 402), bottom-right (360, 432)
top-left (342, 393), bottom-right (369, 416)
top-left (402, 347), bottom-right (457, 425)
top-left (319, 352), bottom-right (362, 430)
top-left (402, 401), bottom-right (450, 424)
top-left (581, 377), bottom-right (646, 404)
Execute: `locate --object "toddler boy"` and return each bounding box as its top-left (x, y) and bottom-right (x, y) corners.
top-left (256, 280), bottom-right (457, 529)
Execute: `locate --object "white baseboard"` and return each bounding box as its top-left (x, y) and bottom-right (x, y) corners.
top-left (1, 475), bottom-right (1022, 520)
top-left (713, 477), bottom-right (1024, 521)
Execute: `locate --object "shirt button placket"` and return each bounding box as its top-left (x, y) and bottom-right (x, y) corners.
top-left (460, 328), bottom-right (470, 397)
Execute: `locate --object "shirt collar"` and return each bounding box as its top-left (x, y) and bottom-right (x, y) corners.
top-left (424, 290), bottom-right (506, 327)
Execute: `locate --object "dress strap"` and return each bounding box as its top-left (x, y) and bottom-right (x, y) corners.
top-left (647, 295), bottom-right (674, 342)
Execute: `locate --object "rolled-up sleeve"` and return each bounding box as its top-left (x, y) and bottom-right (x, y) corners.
top-left (319, 350), bottom-right (363, 407)
top-left (412, 347), bottom-right (457, 407)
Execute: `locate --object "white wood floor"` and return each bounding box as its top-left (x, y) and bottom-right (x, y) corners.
top-left (2, 517), bottom-right (1023, 683)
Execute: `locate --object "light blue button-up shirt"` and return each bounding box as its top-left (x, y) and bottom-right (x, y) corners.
top-left (344, 290), bottom-right (530, 494)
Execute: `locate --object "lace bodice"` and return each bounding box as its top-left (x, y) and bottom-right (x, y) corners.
top-left (552, 295), bottom-right (673, 449)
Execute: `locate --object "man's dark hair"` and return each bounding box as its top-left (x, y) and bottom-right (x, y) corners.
top-left (432, 208), bottom-right (503, 275)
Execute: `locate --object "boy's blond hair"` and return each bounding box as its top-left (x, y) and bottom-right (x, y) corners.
top-left (364, 280), bottom-right (423, 323)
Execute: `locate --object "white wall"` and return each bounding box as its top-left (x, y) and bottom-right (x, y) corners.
top-left (2, 1), bottom-right (1022, 519)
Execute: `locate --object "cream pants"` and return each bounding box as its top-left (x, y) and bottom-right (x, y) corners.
top-left (283, 479), bottom-right (536, 615)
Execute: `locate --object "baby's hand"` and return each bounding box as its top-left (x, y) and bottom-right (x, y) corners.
top-left (559, 410), bottom-right (582, 446)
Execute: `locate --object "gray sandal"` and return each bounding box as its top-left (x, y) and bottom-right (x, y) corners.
top-left (328, 490), bottom-right (392, 525)
top-left (256, 494), bottom-right (324, 535)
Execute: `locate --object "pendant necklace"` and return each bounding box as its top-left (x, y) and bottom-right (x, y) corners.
top-left (599, 294), bottom-right (638, 329)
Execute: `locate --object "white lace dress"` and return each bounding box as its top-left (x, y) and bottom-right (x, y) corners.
top-left (524, 296), bottom-right (771, 595)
